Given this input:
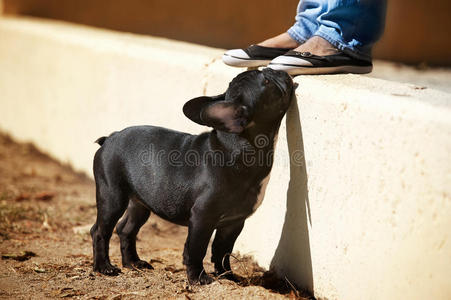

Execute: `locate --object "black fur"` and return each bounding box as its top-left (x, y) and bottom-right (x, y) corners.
top-left (90, 68), bottom-right (295, 284)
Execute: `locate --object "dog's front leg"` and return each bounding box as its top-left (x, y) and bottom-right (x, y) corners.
top-left (211, 220), bottom-right (245, 282)
top-left (183, 208), bottom-right (217, 285)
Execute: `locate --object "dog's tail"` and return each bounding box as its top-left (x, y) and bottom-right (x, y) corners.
top-left (95, 136), bottom-right (107, 146)
top-left (95, 131), bottom-right (119, 146)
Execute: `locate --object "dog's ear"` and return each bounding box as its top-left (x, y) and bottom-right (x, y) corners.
top-left (200, 101), bottom-right (249, 133)
top-left (183, 93), bottom-right (225, 126)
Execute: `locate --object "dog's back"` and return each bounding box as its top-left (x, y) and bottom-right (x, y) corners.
top-left (94, 126), bottom-right (202, 223)
top-left (94, 124), bottom-right (273, 225)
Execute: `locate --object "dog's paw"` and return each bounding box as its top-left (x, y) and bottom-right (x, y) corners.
top-left (187, 269), bottom-right (214, 285)
top-left (197, 272), bottom-right (214, 285)
top-left (124, 260), bottom-right (154, 270)
top-left (94, 264), bottom-right (122, 276)
top-left (216, 271), bottom-right (241, 283)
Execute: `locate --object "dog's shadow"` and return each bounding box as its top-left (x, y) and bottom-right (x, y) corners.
top-left (269, 97), bottom-right (314, 295)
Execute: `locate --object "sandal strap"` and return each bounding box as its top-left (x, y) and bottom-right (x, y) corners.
top-left (244, 44), bottom-right (293, 60)
top-left (282, 50), bottom-right (372, 67)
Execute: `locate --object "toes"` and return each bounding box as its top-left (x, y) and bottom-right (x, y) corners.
top-left (218, 272), bottom-right (240, 282)
top-left (189, 272), bottom-right (214, 285)
top-left (134, 260), bottom-right (154, 270)
top-left (123, 260), bottom-right (154, 270)
top-left (104, 267), bottom-right (121, 276)
top-left (199, 273), bottom-right (214, 285)
top-left (187, 267), bottom-right (214, 285)
top-left (96, 264), bottom-right (121, 276)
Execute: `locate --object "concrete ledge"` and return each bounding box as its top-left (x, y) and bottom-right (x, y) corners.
top-left (1, 17), bottom-right (450, 300)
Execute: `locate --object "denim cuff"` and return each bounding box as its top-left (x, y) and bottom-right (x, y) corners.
top-left (287, 27), bottom-right (308, 45)
top-left (314, 25), bottom-right (372, 62)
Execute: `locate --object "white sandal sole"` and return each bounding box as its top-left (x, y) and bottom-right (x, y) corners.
top-left (222, 54), bottom-right (271, 68)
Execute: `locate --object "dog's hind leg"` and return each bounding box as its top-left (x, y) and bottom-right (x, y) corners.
top-left (116, 198), bottom-right (153, 270)
top-left (91, 181), bottom-right (129, 276)
top-left (211, 220), bottom-right (245, 282)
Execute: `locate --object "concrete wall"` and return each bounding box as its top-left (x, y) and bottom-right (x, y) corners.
top-left (1, 17), bottom-right (450, 300)
top-left (2, 0), bottom-right (451, 65)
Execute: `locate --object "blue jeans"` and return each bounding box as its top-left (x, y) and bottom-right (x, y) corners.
top-left (287, 0), bottom-right (387, 61)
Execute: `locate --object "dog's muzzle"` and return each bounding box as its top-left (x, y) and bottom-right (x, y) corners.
top-left (262, 68), bottom-right (293, 96)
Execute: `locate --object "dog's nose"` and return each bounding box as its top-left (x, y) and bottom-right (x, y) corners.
top-left (263, 67), bottom-right (277, 75)
top-left (265, 68), bottom-right (293, 84)
top-left (263, 68), bottom-right (291, 80)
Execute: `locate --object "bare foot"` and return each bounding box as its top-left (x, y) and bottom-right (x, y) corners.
top-left (293, 36), bottom-right (339, 56)
top-left (258, 32), bottom-right (300, 48)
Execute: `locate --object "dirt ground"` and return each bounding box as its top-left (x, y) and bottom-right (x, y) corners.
top-left (0, 133), bottom-right (311, 299)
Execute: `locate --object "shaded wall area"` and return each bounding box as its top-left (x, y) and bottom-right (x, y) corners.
top-left (2, 0), bottom-right (451, 65)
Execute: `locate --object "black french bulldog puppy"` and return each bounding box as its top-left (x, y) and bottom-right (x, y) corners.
top-left (90, 68), bottom-right (295, 284)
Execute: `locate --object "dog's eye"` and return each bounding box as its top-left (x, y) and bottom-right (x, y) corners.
top-left (264, 79), bottom-right (270, 85)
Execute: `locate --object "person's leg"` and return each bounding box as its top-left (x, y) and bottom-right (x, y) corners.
top-left (257, 32), bottom-right (299, 49)
top-left (223, 0), bottom-right (326, 67)
top-left (312, 0), bottom-right (387, 61)
top-left (285, 0), bottom-right (327, 46)
top-left (269, 0), bottom-right (387, 75)
top-left (258, 0), bottom-right (327, 48)
top-left (224, 0), bottom-right (387, 71)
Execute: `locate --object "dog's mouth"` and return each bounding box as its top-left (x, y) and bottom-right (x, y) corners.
top-left (263, 69), bottom-right (293, 97)
top-left (272, 78), bottom-right (288, 96)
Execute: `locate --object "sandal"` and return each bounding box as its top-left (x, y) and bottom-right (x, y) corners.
top-left (222, 45), bottom-right (293, 68)
top-left (268, 50), bottom-right (373, 75)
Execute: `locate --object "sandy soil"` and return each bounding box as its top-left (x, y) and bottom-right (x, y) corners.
top-left (0, 133), bottom-right (311, 299)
